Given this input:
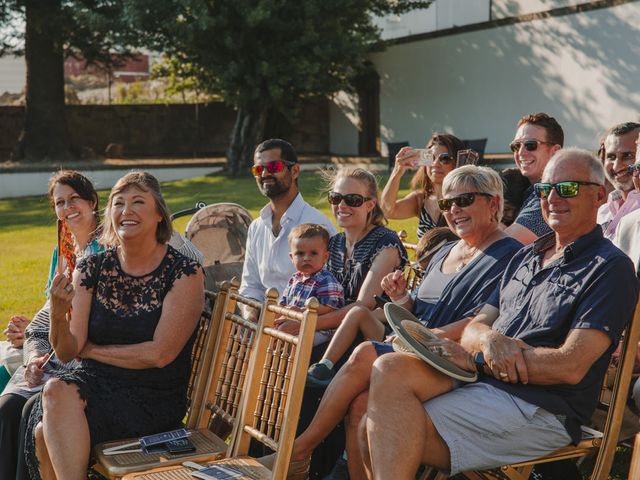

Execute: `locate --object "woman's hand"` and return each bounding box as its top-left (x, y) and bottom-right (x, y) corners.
top-left (480, 331), bottom-right (532, 384)
top-left (274, 318), bottom-right (301, 336)
top-left (49, 273), bottom-right (74, 323)
top-left (4, 315), bottom-right (30, 348)
top-left (24, 354), bottom-right (50, 388)
top-left (381, 270), bottom-right (408, 302)
top-left (394, 147), bottom-right (420, 173)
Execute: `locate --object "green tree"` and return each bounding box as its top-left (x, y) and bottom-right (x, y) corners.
top-left (0, 1), bottom-right (137, 162)
top-left (134, 0), bottom-right (432, 175)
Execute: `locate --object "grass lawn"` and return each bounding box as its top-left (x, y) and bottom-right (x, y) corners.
top-left (0, 171), bottom-right (418, 329)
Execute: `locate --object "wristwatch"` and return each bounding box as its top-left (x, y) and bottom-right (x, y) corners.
top-left (473, 351), bottom-right (486, 373)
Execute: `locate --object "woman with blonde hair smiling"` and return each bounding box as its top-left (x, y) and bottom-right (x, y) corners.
top-left (25, 171), bottom-right (204, 480)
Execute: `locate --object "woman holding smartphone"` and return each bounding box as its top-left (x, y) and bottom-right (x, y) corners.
top-left (381, 133), bottom-right (465, 238)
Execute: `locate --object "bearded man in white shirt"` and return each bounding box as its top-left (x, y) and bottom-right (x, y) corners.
top-left (239, 138), bottom-right (336, 303)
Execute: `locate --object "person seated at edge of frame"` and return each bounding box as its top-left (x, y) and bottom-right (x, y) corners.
top-left (306, 165), bottom-right (522, 388)
top-left (0, 170), bottom-right (105, 480)
top-left (357, 148), bottom-right (638, 479)
top-left (24, 171), bottom-right (205, 480)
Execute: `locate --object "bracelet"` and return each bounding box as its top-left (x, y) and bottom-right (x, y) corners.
top-left (391, 293), bottom-right (410, 305)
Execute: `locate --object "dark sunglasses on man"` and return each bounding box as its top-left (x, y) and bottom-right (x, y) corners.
top-left (327, 192), bottom-right (371, 207)
top-left (437, 192), bottom-right (493, 212)
top-left (509, 139), bottom-right (554, 153)
top-left (533, 181), bottom-right (601, 199)
top-left (251, 160), bottom-right (295, 177)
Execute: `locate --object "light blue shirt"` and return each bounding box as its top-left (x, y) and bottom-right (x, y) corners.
top-left (239, 193), bottom-right (336, 301)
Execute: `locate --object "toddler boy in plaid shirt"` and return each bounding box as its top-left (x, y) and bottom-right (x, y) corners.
top-left (276, 224), bottom-right (344, 345)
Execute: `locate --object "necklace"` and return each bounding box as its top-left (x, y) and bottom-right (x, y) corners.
top-left (456, 245), bottom-right (479, 272)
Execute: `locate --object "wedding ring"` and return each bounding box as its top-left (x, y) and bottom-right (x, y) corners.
top-left (65, 284), bottom-right (73, 293)
top-left (499, 372), bottom-right (508, 378)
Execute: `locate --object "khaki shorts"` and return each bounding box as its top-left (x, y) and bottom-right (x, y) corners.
top-left (423, 382), bottom-right (572, 475)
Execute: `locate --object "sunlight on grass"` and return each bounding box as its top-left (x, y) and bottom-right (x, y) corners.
top-left (0, 172), bottom-right (417, 328)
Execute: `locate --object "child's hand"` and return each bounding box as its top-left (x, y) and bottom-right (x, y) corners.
top-left (274, 319), bottom-right (301, 336)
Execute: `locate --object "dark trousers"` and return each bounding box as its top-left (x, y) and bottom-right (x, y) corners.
top-left (0, 393), bottom-right (28, 480)
top-left (17, 394), bottom-right (39, 480)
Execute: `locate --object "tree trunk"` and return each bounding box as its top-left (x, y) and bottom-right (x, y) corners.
top-left (14, 0), bottom-right (74, 162)
top-left (227, 105), bottom-right (267, 176)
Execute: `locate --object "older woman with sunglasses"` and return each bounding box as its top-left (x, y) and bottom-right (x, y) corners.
top-left (381, 133), bottom-right (465, 239)
top-left (267, 166), bottom-right (521, 479)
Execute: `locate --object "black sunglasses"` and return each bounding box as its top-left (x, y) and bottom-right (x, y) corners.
top-left (509, 139), bottom-right (554, 153)
top-left (251, 160), bottom-right (294, 177)
top-left (432, 152), bottom-right (454, 164)
top-left (628, 164), bottom-right (640, 176)
top-left (327, 192), bottom-right (371, 207)
top-left (533, 181), bottom-right (601, 199)
top-left (437, 192), bottom-right (493, 212)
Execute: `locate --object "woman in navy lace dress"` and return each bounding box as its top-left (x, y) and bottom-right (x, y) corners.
top-left (26, 172), bottom-right (204, 480)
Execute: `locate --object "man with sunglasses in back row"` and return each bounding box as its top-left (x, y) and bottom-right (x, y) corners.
top-left (362, 148), bottom-right (639, 478)
top-left (596, 122), bottom-right (640, 240)
top-left (505, 112), bottom-right (563, 246)
top-left (239, 139), bottom-right (335, 306)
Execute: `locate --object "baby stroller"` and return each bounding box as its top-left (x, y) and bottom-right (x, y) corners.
top-left (180, 203), bottom-right (253, 292)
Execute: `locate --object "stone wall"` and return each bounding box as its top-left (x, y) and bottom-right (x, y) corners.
top-left (0, 99), bottom-right (329, 159)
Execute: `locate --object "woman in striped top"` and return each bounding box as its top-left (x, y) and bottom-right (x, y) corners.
top-left (381, 133), bottom-right (465, 239)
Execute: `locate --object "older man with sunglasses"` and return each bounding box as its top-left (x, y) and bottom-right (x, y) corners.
top-left (597, 122), bottom-right (640, 240)
top-left (361, 148), bottom-right (638, 479)
top-left (504, 113), bottom-right (563, 245)
top-left (239, 139), bottom-right (335, 304)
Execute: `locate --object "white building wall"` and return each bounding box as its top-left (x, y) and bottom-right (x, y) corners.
top-left (375, 0), bottom-right (490, 41)
top-left (362, 2), bottom-right (640, 155)
top-left (491, 0), bottom-right (588, 19)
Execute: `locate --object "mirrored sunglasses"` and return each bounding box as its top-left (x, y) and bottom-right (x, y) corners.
top-left (251, 160), bottom-right (294, 177)
top-left (627, 164), bottom-right (640, 177)
top-left (509, 139), bottom-right (553, 153)
top-left (437, 192), bottom-right (493, 212)
top-left (533, 181), bottom-right (601, 199)
top-left (327, 192), bottom-right (371, 207)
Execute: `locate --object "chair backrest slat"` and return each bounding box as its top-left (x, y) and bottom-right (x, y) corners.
top-left (186, 290), bottom-right (220, 429)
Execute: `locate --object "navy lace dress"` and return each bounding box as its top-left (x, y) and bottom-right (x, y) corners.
top-left (25, 246), bottom-right (201, 478)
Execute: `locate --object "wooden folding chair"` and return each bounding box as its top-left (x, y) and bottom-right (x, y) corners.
top-left (93, 279), bottom-right (264, 479)
top-left (449, 297), bottom-right (640, 480)
top-left (121, 290), bottom-right (319, 480)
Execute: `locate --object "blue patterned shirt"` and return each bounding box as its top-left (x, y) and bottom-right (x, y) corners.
top-left (279, 268), bottom-right (345, 310)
